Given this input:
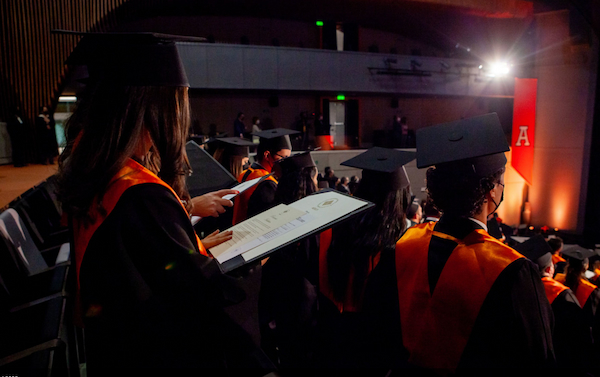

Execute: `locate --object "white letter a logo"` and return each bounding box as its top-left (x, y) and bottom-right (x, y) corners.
top-left (515, 125), bottom-right (531, 146)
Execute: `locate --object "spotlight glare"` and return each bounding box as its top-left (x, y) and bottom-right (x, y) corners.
top-left (490, 62), bottom-right (510, 77)
top-left (478, 65), bottom-right (483, 69)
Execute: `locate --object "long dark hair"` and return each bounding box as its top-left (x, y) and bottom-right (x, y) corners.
top-left (213, 148), bottom-right (246, 179)
top-left (564, 257), bottom-right (588, 293)
top-left (274, 166), bottom-right (318, 205)
top-left (327, 180), bottom-right (409, 305)
top-left (57, 82), bottom-right (191, 224)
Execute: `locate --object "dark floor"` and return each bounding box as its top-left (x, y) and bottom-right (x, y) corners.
top-left (0, 162), bottom-right (58, 208)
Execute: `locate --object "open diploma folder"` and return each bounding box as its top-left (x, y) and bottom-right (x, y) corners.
top-left (210, 189), bottom-right (374, 273)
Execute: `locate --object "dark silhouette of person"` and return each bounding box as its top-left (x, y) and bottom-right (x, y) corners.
top-left (314, 113), bottom-right (329, 136)
top-left (399, 117), bottom-right (415, 148)
top-left (36, 105), bottom-right (58, 164)
top-left (6, 105), bottom-right (28, 167)
top-left (234, 112), bottom-right (246, 138)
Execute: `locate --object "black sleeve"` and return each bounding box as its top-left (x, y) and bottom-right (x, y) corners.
top-left (460, 258), bottom-right (556, 369)
top-left (247, 180), bottom-right (277, 218)
top-left (81, 184), bottom-right (263, 370)
top-left (362, 247), bottom-right (410, 370)
top-left (552, 289), bottom-right (594, 370)
top-left (583, 288), bottom-right (600, 372)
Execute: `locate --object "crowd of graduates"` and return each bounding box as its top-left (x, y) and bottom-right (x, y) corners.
top-left (56, 32), bottom-right (600, 375)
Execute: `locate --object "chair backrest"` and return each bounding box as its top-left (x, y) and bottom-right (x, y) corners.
top-left (20, 184), bottom-right (63, 235)
top-left (0, 209), bottom-right (48, 276)
top-left (42, 175), bottom-right (63, 217)
top-left (12, 201), bottom-right (45, 248)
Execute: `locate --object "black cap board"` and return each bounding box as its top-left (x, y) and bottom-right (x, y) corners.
top-left (253, 128), bottom-right (299, 151)
top-left (416, 113), bottom-right (509, 177)
top-left (513, 235), bottom-right (553, 269)
top-left (185, 140), bottom-right (237, 197)
top-left (276, 151), bottom-right (316, 175)
top-left (341, 147), bottom-right (416, 190)
top-left (213, 137), bottom-right (255, 157)
top-left (561, 245), bottom-right (597, 261)
top-left (56, 30), bottom-right (205, 87)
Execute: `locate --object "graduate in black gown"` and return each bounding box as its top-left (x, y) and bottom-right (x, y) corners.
top-left (317, 147), bottom-right (414, 373)
top-left (515, 236), bottom-right (592, 372)
top-left (57, 32), bottom-right (272, 374)
top-left (232, 128), bottom-right (297, 224)
top-left (246, 129), bottom-right (298, 219)
top-left (554, 245), bottom-right (600, 372)
top-left (365, 114), bottom-right (555, 374)
top-left (257, 151), bottom-right (320, 371)
top-left (196, 137), bottom-right (256, 235)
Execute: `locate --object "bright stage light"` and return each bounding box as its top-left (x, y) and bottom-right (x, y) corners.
top-left (58, 96), bottom-right (77, 102)
top-left (489, 62), bottom-right (510, 77)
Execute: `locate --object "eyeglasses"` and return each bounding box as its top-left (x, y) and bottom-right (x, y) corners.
top-left (498, 182), bottom-right (505, 189)
top-left (274, 153), bottom-right (288, 160)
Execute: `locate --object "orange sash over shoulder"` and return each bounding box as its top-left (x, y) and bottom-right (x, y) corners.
top-left (552, 254), bottom-right (566, 265)
top-left (555, 274), bottom-right (597, 307)
top-left (395, 222), bottom-right (523, 371)
top-left (541, 277), bottom-right (570, 305)
top-left (72, 159), bottom-right (208, 323)
top-left (318, 228), bottom-right (380, 313)
top-left (232, 165), bottom-right (277, 225)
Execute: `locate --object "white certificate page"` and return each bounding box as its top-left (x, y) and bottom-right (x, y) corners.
top-left (229, 191), bottom-right (369, 264)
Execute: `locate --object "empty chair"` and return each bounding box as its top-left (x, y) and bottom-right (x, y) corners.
top-left (0, 209), bottom-right (70, 304)
top-left (0, 289), bottom-right (71, 376)
top-left (12, 181), bottom-right (68, 249)
top-left (0, 208), bottom-right (81, 376)
top-left (0, 208), bottom-right (69, 272)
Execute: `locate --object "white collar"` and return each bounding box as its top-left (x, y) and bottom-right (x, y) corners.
top-left (468, 217), bottom-right (488, 232)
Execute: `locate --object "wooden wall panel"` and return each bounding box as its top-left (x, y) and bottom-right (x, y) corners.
top-left (0, 0), bottom-right (129, 162)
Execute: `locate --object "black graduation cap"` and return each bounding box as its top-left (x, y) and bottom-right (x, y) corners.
top-left (275, 151), bottom-right (316, 175)
top-left (416, 113), bottom-right (510, 177)
top-left (57, 30), bottom-right (205, 86)
top-left (253, 128), bottom-right (299, 151)
top-left (341, 147), bottom-right (416, 190)
top-left (561, 245), bottom-right (597, 261)
top-left (213, 137), bottom-right (254, 157)
top-left (185, 141), bottom-right (237, 197)
top-left (513, 235), bottom-right (553, 269)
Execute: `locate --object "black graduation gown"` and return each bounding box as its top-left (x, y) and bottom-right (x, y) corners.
top-left (316, 242), bottom-right (403, 375)
top-left (581, 286), bottom-right (600, 373)
top-left (364, 216), bottom-right (556, 374)
top-left (550, 289), bottom-right (592, 371)
top-left (258, 235), bottom-right (320, 371)
top-left (247, 179), bottom-right (277, 219)
top-left (80, 184), bottom-right (268, 374)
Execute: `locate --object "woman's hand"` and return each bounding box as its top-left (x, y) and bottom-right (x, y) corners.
top-left (202, 229), bottom-right (233, 249)
top-left (189, 189), bottom-right (238, 218)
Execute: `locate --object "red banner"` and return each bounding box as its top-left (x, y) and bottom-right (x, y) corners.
top-left (511, 78), bottom-right (537, 185)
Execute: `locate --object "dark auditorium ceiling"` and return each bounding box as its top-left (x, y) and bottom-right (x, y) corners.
top-left (108, 0), bottom-right (598, 65)
top-left (1, 0), bottom-right (598, 124)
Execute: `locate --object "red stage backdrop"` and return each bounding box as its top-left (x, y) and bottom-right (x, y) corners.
top-left (511, 78), bottom-right (537, 185)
